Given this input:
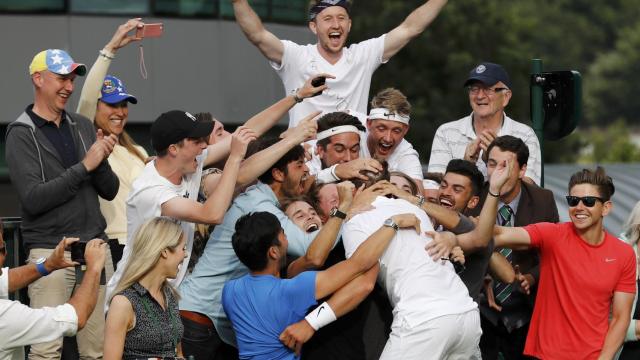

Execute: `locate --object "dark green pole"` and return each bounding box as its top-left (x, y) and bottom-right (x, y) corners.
top-left (531, 59), bottom-right (544, 187)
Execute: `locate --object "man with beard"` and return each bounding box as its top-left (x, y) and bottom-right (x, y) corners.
top-left (466, 135), bottom-right (559, 359)
top-left (232, 0), bottom-right (448, 127)
top-left (428, 62), bottom-right (541, 184)
top-left (179, 137), bottom-right (335, 359)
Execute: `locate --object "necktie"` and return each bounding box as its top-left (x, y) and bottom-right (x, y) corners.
top-left (494, 205), bottom-right (514, 304)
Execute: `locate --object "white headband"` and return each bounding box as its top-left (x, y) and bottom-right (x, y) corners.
top-left (367, 108), bottom-right (410, 125)
top-left (316, 125), bottom-right (361, 141)
top-left (423, 179), bottom-right (440, 190)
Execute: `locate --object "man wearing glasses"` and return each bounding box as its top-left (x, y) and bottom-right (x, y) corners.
top-left (490, 166), bottom-right (636, 359)
top-left (428, 62), bottom-right (542, 185)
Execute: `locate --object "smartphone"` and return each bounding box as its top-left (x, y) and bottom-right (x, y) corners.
top-left (311, 76), bottom-right (326, 97)
top-left (70, 241), bottom-right (87, 265)
top-left (136, 23), bottom-right (164, 39)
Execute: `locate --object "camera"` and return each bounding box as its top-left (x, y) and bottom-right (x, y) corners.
top-left (70, 241), bottom-right (87, 265)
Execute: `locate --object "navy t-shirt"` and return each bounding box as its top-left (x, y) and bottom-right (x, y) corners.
top-left (222, 272), bottom-right (318, 360)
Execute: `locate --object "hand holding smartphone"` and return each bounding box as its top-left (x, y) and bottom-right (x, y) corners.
top-left (311, 76), bottom-right (327, 97)
top-left (136, 23), bottom-right (164, 39)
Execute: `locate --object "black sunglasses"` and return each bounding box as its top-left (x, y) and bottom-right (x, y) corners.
top-left (565, 195), bottom-right (605, 208)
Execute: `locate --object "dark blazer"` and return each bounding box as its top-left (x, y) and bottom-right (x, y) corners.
top-left (468, 180), bottom-right (559, 330)
top-left (468, 180), bottom-right (559, 282)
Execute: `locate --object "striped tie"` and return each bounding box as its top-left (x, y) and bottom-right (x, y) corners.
top-left (494, 205), bottom-right (514, 304)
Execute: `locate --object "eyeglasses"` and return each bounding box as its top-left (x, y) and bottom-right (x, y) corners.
top-left (467, 86), bottom-right (509, 96)
top-left (565, 195), bottom-right (605, 207)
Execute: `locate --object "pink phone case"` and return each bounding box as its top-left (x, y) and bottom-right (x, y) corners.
top-left (137, 23), bottom-right (163, 38)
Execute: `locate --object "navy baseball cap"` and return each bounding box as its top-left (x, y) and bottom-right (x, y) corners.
top-left (100, 75), bottom-right (137, 105)
top-left (464, 62), bottom-right (512, 89)
top-left (151, 110), bottom-right (213, 152)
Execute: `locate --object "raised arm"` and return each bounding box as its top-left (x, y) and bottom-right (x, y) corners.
top-left (203, 76), bottom-right (329, 167)
top-left (315, 213), bottom-right (420, 299)
top-left (8, 237), bottom-right (78, 292)
top-left (162, 127), bottom-right (256, 224)
top-left (287, 181), bottom-right (354, 277)
top-left (67, 239), bottom-right (107, 329)
top-left (232, 0), bottom-right (284, 64)
top-left (76, 18), bottom-right (143, 120)
top-left (383, 0), bottom-right (448, 61)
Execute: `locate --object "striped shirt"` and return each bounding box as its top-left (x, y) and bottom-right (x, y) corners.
top-left (427, 113), bottom-right (541, 184)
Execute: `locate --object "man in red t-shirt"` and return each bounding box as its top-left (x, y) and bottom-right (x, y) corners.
top-left (494, 166), bottom-right (636, 359)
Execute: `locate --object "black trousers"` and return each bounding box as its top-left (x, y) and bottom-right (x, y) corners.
top-left (180, 315), bottom-right (238, 360)
top-left (480, 314), bottom-right (535, 360)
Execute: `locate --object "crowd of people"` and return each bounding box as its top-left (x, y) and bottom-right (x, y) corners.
top-left (1, 0), bottom-right (639, 359)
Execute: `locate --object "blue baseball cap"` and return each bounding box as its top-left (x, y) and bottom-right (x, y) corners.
top-left (464, 62), bottom-right (512, 89)
top-left (100, 75), bottom-right (137, 105)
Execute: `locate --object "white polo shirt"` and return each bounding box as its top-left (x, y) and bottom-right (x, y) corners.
top-left (0, 268), bottom-right (78, 360)
top-left (428, 113), bottom-right (541, 184)
top-left (342, 197), bottom-right (477, 328)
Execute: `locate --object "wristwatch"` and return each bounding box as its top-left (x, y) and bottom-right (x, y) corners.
top-left (329, 207), bottom-right (347, 220)
top-left (383, 217), bottom-right (400, 231)
top-left (415, 195), bottom-right (426, 207)
top-left (35, 257), bottom-right (51, 276)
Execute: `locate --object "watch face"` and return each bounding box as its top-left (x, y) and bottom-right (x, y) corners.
top-left (36, 257), bottom-right (47, 264)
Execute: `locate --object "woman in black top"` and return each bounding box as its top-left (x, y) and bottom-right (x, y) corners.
top-left (104, 217), bottom-right (186, 359)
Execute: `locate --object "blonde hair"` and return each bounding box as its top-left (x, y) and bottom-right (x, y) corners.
top-left (622, 201), bottom-right (640, 245)
top-left (109, 217), bottom-right (184, 304)
top-left (370, 88), bottom-right (411, 117)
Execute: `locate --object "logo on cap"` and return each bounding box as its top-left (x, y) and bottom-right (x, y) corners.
top-left (475, 65), bottom-right (486, 74)
top-left (185, 112), bottom-right (196, 122)
top-left (103, 79), bottom-right (116, 94)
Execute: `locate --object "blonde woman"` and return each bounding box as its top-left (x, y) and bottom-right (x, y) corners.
top-left (620, 201), bottom-right (640, 359)
top-left (104, 217), bottom-right (186, 360)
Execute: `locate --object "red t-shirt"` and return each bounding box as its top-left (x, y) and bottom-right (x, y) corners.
top-left (523, 222), bottom-right (636, 359)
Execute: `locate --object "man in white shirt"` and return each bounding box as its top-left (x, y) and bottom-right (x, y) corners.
top-left (0, 232), bottom-right (106, 360)
top-left (232, 0), bottom-right (448, 127)
top-left (428, 62), bottom-right (541, 184)
top-left (341, 157), bottom-right (512, 359)
top-left (105, 110), bottom-right (257, 307)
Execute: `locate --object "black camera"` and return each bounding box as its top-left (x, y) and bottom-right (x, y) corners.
top-left (70, 241), bottom-right (87, 265)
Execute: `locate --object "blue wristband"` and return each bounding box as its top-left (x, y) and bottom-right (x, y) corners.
top-left (36, 261), bottom-right (50, 276)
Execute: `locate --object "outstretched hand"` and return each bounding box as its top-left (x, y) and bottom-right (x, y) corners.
top-left (104, 18), bottom-right (144, 53)
top-left (44, 237), bottom-right (81, 272)
top-left (296, 73), bottom-right (335, 99)
top-left (488, 156), bottom-right (514, 196)
top-left (229, 126), bottom-right (257, 159)
top-left (424, 230), bottom-right (456, 261)
top-left (281, 111), bottom-right (320, 143)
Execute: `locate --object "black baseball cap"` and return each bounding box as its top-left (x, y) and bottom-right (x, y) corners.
top-left (151, 110), bottom-right (213, 152)
top-left (463, 62), bottom-right (512, 89)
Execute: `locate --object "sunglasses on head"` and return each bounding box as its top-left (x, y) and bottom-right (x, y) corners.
top-left (565, 195), bottom-right (605, 207)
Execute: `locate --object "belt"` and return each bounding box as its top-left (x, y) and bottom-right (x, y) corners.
top-left (179, 310), bottom-right (213, 327)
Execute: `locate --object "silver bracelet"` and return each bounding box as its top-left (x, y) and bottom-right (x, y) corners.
top-left (99, 49), bottom-right (115, 60)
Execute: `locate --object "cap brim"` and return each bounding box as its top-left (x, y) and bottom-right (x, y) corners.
top-left (101, 93), bottom-right (138, 105)
top-left (187, 120), bottom-right (214, 139)
top-left (463, 75), bottom-right (498, 87)
top-left (70, 63), bottom-right (86, 76)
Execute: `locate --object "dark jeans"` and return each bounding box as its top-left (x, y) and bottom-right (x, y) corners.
top-left (180, 315), bottom-right (239, 360)
top-left (480, 314), bottom-right (535, 360)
